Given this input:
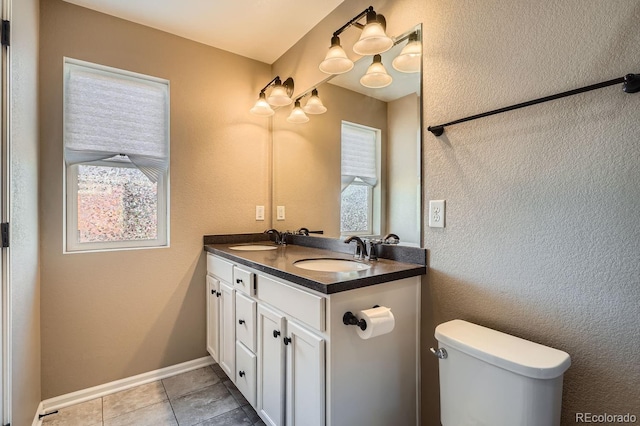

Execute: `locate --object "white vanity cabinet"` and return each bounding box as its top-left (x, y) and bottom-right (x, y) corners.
top-left (205, 275), bottom-right (220, 362)
top-left (206, 252), bottom-right (420, 426)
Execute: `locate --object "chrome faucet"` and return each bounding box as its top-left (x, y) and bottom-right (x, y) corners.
top-left (264, 229), bottom-right (285, 245)
top-left (383, 233), bottom-right (400, 244)
top-left (296, 227), bottom-right (310, 236)
top-left (344, 236), bottom-right (367, 260)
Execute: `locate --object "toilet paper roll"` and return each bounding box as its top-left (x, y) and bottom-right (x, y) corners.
top-left (356, 306), bottom-right (395, 340)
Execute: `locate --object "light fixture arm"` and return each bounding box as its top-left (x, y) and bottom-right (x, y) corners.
top-left (393, 30), bottom-right (420, 47)
top-left (333, 6), bottom-right (374, 37)
top-left (259, 76), bottom-right (281, 94)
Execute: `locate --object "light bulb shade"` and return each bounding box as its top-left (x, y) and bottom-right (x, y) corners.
top-left (360, 54), bottom-right (392, 88)
top-left (319, 36), bottom-right (354, 75)
top-left (250, 92), bottom-right (275, 116)
top-left (392, 33), bottom-right (422, 73)
top-left (353, 12), bottom-right (393, 56)
top-left (303, 89), bottom-right (327, 114)
top-left (267, 84), bottom-right (292, 106)
top-left (287, 100), bottom-right (309, 123)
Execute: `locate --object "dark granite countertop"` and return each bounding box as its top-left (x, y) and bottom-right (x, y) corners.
top-left (203, 234), bottom-right (426, 294)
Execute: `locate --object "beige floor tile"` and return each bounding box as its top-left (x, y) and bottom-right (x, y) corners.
top-left (162, 366), bottom-right (220, 400)
top-left (104, 400), bottom-right (177, 426)
top-left (171, 383), bottom-right (238, 426)
top-left (42, 398), bottom-right (102, 426)
top-left (103, 380), bottom-right (168, 419)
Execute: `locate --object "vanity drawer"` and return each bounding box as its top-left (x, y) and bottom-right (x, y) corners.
top-left (233, 266), bottom-right (255, 296)
top-left (256, 275), bottom-right (325, 331)
top-left (235, 291), bottom-right (257, 352)
top-left (235, 341), bottom-right (257, 407)
top-left (207, 255), bottom-right (233, 283)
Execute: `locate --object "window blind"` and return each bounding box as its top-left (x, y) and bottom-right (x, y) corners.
top-left (64, 62), bottom-right (169, 182)
top-left (341, 122), bottom-right (378, 190)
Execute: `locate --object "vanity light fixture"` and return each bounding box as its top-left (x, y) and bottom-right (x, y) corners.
top-left (267, 77), bottom-right (295, 106)
top-left (319, 36), bottom-right (354, 75)
top-left (249, 92), bottom-right (275, 116)
top-left (319, 6), bottom-right (392, 75)
top-left (360, 54), bottom-right (392, 88)
top-left (392, 31), bottom-right (421, 73)
top-left (352, 9), bottom-right (394, 56)
top-left (250, 76), bottom-right (295, 116)
top-left (287, 98), bottom-right (310, 123)
top-left (302, 89), bottom-right (327, 114)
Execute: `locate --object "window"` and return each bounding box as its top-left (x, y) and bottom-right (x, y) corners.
top-left (64, 58), bottom-right (169, 252)
top-left (340, 122), bottom-right (380, 235)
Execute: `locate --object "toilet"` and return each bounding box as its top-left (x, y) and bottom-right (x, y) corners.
top-left (433, 319), bottom-right (571, 426)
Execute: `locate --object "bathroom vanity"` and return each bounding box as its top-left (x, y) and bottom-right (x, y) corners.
top-left (204, 234), bottom-right (426, 426)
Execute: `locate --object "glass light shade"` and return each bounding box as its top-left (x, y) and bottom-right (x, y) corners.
top-left (360, 54), bottom-right (392, 88)
top-left (249, 92), bottom-right (274, 116)
top-left (303, 89), bottom-right (327, 114)
top-left (392, 35), bottom-right (422, 73)
top-left (267, 82), bottom-right (293, 107)
top-left (353, 22), bottom-right (393, 56)
top-left (287, 100), bottom-right (309, 124)
top-left (319, 36), bottom-right (354, 75)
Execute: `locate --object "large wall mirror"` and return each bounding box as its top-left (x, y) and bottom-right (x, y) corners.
top-left (272, 24), bottom-right (422, 246)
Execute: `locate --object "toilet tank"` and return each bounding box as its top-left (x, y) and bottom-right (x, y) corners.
top-left (434, 320), bottom-right (571, 426)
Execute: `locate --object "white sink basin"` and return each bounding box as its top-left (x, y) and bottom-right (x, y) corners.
top-left (228, 244), bottom-right (278, 251)
top-left (293, 258), bottom-right (371, 272)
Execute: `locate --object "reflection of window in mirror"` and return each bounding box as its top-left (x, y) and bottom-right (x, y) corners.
top-left (340, 121), bottom-right (381, 235)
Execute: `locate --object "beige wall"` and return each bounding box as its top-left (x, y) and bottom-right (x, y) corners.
top-left (387, 93), bottom-right (420, 245)
top-left (39, 0), bottom-right (271, 398)
top-left (12, 0), bottom-right (41, 423)
top-left (273, 82), bottom-right (387, 237)
top-left (274, 0), bottom-right (640, 424)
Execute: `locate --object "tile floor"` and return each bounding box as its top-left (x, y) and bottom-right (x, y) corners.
top-left (41, 363), bottom-right (266, 426)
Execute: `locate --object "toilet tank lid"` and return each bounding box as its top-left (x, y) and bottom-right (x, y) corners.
top-left (435, 320), bottom-right (571, 379)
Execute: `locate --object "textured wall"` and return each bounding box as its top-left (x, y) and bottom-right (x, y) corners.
top-left (274, 0), bottom-right (640, 424)
top-left (11, 0), bottom-right (42, 423)
top-left (39, 0), bottom-right (271, 398)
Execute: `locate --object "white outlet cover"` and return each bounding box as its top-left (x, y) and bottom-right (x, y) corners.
top-left (256, 205), bottom-right (265, 221)
top-left (277, 205), bottom-right (285, 221)
top-left (429, 200), bottom-right (445, 228)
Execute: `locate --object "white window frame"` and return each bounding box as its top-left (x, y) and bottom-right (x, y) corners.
top-left (340, 121), bottom-right (381, 237)
top-left (63, 58), bottom-right (170, 253)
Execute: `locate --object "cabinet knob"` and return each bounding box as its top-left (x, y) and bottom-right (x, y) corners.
top-left (236, 278), bottom-right (243, 284)
top-left (216, 291), bottom-right (221, 297)
top-left (283, 337), bottom-right (292, 345)
top-left (238, 319), bottom-right (245, 325)
top-left (239, 370), bottom-right (245, 377)
top-left (273, 330), bottom-right (281, 338)
top-left (210, 289), bottom-right (214, 295)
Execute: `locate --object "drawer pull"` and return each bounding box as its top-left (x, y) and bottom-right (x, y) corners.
top-left (216, 291), bottom-right (221, 297)
top-left (283, 337), bottom-right (292, 345)
top-left (273, 330), bottom-right (281, 338)
top-left (236, 278), bottom-right (244, 284)
top-left (239, 370), bottom-right (245, 377)
top-left (238, 319), bottom-right (245, 325)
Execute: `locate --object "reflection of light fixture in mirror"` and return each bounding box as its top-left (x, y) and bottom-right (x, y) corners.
top-left (249, 92), bottom-right (275, 116)
top-left (353, 10), bottom-right (393, 56)
top-left (303, 89), bottom-right (327, 114)
top-left (287, 99), bottom-right (310, 124)
top-left (392, 31), bottom-right (421, 73)
top-left (319, 36), bottom-right (354, 75)
top-left (267, 77), bottom-right (294, 106)
top-left (360, 54), bottom-right (392, 88)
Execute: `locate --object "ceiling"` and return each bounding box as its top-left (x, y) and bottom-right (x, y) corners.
top-left (62, 0), bottom-right (345, 64)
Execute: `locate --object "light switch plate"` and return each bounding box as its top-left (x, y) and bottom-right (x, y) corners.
top-left (429, 200), bottom-right (445, 228)
top-left (277, 206), bottom-right (285, 221)
top-left (255, 205), bottom-right (265, 221)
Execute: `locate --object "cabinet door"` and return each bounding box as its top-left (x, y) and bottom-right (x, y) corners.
top-left (286, 320), bottom-right (325, 426)
top-left (257, 304), bottom-right (286, 426)
top-left (219, 281), bottom-right (235, 379)
top-left (206, 275), bottom-right (220, 362)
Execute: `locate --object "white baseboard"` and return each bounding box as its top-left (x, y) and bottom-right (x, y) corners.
top-left (39, 356), bottom-right (214, 415)
top-left (31, 401), bottom-right (43, 426)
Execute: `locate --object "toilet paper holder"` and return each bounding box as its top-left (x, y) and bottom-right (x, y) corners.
top-left (343, 305), bottom-right (380, 331)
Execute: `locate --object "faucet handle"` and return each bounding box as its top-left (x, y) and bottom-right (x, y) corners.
top-left (383, 233), bottom-right (400, 244)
